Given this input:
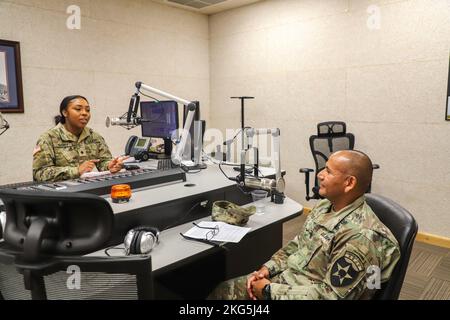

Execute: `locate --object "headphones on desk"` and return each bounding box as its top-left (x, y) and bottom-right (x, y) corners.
top-left (124, 226), bottom-right (160, 255)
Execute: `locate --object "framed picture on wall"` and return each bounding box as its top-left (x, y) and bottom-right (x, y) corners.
top-left (447, 54), bottom-right (450, 121)
top-left (0, 39), bottom-right (24, 113)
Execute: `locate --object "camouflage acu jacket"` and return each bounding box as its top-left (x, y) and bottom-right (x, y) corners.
top-left (33, 124), bottom-right (113, 182)
top-left (263, 196), bottom-right (400, 300)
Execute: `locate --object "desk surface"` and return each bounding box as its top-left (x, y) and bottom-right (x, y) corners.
top-left (1, 163), bottom-right (301, 276)
top-left (104, 163), bottom-right (281, 214)
top-left (90, 195), bottom-right (302, 273)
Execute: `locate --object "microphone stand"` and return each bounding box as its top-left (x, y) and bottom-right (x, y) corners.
top-left (230, 96), bottom-right (254, 174)
top-left (230, 127), bottom-right (285, 204)
top-left (231, 96), bottom-right (254, 151)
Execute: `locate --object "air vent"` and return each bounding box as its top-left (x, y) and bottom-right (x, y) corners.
top-left (167, 0), bottom-right (227, 10)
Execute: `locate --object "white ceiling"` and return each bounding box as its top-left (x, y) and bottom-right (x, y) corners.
top-left (151, 0), bottom-right (261, 15)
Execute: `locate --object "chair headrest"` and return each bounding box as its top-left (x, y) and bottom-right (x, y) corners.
top-left (317, 121), bottom-right (347, 137)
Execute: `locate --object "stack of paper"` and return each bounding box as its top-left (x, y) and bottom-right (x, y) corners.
top-left (182, 221), bottom-right (251, 243)
top-left (80, 170), bottom-right (119, 179)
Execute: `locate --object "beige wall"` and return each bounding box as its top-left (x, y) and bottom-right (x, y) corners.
top-left (1, 0), bottom-right (450, 237)
top-left (0, 0), bottom-right (209, 184)
top-left (209, 0), bottom-right (450, 236)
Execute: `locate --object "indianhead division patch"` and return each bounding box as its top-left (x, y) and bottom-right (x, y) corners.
top-left (330, 251), bottom-right (364, 288)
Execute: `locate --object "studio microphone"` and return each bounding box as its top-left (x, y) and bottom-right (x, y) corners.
top-left (105, 116), bottom-right (140, 128)
top-left (243, 176), bottom-right (277, 191)
top-left (229, 175), bottom-right (285, 193)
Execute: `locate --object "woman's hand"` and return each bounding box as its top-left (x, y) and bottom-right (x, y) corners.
top-left (78, 159), bottom-right (99, 175)
top-left (108, 156), bottom-right (129, 173)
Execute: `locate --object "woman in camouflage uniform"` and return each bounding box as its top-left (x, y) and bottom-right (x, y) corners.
top-left (33, 95), bottom-right (126, 182)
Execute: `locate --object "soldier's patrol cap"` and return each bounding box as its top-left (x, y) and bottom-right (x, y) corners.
top-left (211, 200), bottom-right (256, 226)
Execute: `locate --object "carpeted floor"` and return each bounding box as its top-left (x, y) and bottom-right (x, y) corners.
top-left (282, 215), bottom-right (450, 300)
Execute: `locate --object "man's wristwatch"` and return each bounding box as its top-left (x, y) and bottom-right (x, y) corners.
top-left (262, 284), bottom-right (271, 300)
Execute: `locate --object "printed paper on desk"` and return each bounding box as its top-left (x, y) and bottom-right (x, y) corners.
top-left (80, 171), bottom-right (109, 179)
top-left (80, 169), bottom-right (125, 179)
top-left (123, 157), bottom-right (136, 163)
top-left (183, 221), bottom-right (251, 243)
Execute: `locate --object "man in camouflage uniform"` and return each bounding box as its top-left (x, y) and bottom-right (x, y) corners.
top-left (209, 150), bottom-right (400, 300)
top-left (33, 123), bottom-right (115, 182)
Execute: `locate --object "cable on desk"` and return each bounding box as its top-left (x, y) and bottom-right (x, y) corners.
top-left (104, 245), bottom-right (125, 257)
top-left (218, 162), bottom-right (230, 180)
top-left (179, 233), bottom-right (228, 251)
top-left (103, 202), bottom-right (203, 256)
top-left (186, 170), bottom-right (202, 174)
top-left (161, 201), bottom-right (203, 232)
top-left (202, 150), bottom-right (219, 164)
top-left (226, 127), bottom-right (251, 145)
top-left (236, 183), bottom-right (252, 195)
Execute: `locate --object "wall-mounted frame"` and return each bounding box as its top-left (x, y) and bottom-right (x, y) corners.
top-left (446, 54), bottom-right (450, 121)
top-left (0, 39), bottom-right (24, 113)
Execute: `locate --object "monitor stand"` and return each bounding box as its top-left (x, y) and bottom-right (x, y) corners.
top-left (181, 161), bottom-right (207, 170)
top-left (148, 152), bottom-right (170, 160)
top-left (148, 138), bottom-right (172, 159)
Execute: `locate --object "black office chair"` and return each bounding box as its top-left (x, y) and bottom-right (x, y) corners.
top-left (365, 194), bottom-right (418, 300)
top-left (0, 189), bottom-right (153, 300)
top-left (300, 121), bottom-right (379, 200)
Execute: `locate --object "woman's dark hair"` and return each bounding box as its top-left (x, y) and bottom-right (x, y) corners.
top-left (54, 95), bottom-right (89, 125)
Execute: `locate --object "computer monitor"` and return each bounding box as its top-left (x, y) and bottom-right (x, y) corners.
top-left (140, 100), bottom-right (179, 139)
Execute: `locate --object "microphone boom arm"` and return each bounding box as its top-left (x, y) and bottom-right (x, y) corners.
top-left (106, 82), bottom-right (198, 165)
top-left (135, 82), bottom-right (197, 164)
top-left (232, 127), bottom-right (285, 204)
top-left (246, 128), bottom-right (282, 184)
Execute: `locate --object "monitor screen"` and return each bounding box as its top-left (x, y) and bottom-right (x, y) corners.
top-left (140, 100), bottom-right (179, 139)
